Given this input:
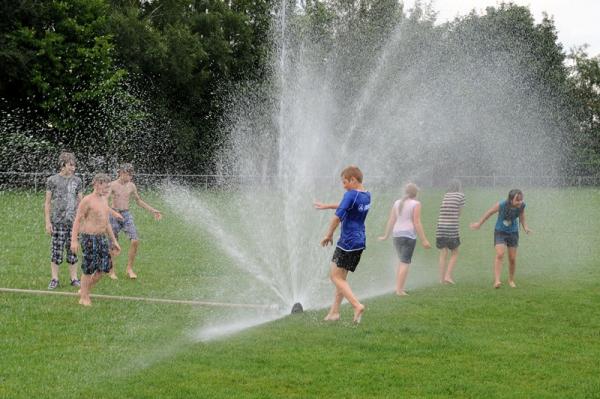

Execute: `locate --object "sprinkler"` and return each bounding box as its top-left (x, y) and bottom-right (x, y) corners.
top-left (291, 302), bottom-right (303, 314)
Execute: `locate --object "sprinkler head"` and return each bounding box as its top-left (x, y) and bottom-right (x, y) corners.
top-left (291, 302), bottom-right (303, 314)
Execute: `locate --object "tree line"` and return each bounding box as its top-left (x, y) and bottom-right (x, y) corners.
top-left (1, 0), bottom-right (598, 176)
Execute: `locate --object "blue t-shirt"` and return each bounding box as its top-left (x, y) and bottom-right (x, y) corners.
top-left (494, 199), bottom-right (525, 234)
top-left (335, 190), bottom-right (371, 251)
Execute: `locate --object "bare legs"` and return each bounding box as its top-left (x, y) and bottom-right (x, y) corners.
top-left (507, 247), bottom-right (517, 287)
top-left (109, 239), bottom-right (140, 279)
top-left (79, 272), bottom-right (103, 306)
top-left (324, 263), bottom-right (364, 323)
top-left (50, 262), bottom-right (79, 282)
top-left (395, 262), bottom-right (410, 296)
top-left (439, 248), bottom-right (459, 284)
top-left (126, 239), bottom-right (139, 278)
top-left (494, 244), bottom-right (518, 288)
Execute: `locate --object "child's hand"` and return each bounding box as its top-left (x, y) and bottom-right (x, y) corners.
top-left (112, 241), bottom-right (121, 255)
top-left (524, 226), bottom-right (532, 234)
top-left (70, 241), bottom-right (79, 254)
top-left (320, 236), bottom-right (333, 246)
top-left (422, 240), bottom-right (432, 249)
top-left (469, 222), bottom-right (481, 230)
top-left (313, 201), bottom-right (327, 210)
top-left (153, 211), bottom-right (162, 221)
top-left (378, 235), bottom-right (388, 241)
top-left (45, 223), bottom-right (53, 235)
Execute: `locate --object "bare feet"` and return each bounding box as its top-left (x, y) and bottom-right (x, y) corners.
top-left (508, 281), bottom-right (516, 288)
top-left (353, 304), bottom-right (365, 324)
top-left (494, 281), bottom-right (502, 289)
top-left (108, 272), bottom-right (118, 280)
top-left (127, 270), bottom-right (137, 279)
top-left (324, 313), bottom-right (340, 321)
top-left (79, 298), bottom-right (92, 306)
top-left (443, 278), bottom-right (455, 285)
top-left (396, 290), bottom-right (409, 296)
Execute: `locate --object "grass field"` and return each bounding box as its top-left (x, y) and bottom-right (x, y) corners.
top-left (1, 187), bottom-right (600, 398)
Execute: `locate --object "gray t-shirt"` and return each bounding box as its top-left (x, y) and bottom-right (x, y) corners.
top-left (46, 174), bottom-right (83, 224)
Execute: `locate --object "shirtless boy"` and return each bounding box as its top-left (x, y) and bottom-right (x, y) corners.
top-left (108, 163), bottom-right (161, 279)
top-left (71, 173), bottom-right (121, 306)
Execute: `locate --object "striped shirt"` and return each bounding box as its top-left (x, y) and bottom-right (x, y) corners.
top-left (436, 192), bottom-right (465, 238)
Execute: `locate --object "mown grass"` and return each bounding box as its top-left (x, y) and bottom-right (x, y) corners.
top-left (1, 187), bottom-right (599, 398)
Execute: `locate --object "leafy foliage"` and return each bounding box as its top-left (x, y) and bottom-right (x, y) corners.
top-left (1, 1), bottom-right (599, 175)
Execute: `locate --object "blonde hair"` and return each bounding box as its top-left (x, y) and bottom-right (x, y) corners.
top-left (340, 165), bottom-right (363, 183)
top-left (92, 173), bottom-right (111, 185)
top-left (398, 182), bottom-right (419, 214)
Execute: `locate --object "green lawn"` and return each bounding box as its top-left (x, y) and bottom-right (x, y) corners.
top-left (1, 187), bottom-right (599, 398)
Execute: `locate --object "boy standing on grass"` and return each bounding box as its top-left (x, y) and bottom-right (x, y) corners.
top-left (107, 163), bottom-right (161, 280)
top-left (314, 165), bottom-right (370, 323)
top-left (70, 173), bottom-right (121, 306)
top-left (44, 152), bottom-right (83, 289)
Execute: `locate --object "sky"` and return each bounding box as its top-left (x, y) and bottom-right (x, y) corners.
top-left (405, 0), bottom-right (600, 57)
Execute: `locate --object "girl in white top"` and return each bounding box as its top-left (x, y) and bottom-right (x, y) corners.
top-left (379, 183), bottom-right (431, 296)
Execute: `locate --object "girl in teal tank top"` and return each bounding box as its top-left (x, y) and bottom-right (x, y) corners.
top-left (470, 189), bottom-right (532, 289)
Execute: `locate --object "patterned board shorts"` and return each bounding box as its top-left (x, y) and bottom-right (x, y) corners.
top-left (80, 233), bottom-right (112, 275)
top-left (109, 209), bottom-right (139, 241)
top-left (51, 223), bottom-right (78, 265)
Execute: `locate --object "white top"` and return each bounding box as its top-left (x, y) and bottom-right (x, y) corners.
top-left (392, 198), bottom-right (419, 239)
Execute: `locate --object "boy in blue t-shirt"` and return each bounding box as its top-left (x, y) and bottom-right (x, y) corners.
top-left (314, 165), bottom-right (370, 323)
top-left (470, 189), bottom-right (532, 289)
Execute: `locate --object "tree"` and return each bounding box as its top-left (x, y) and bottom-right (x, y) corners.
top-left (568, 48), bottom-right (600, 174)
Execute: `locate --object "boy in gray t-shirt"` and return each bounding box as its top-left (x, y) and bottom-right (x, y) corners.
top-left (44, 152), bottom-right (83, 289)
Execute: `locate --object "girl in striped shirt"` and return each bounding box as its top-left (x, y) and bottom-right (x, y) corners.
top-left (436, 180), bottom-right (466, 284)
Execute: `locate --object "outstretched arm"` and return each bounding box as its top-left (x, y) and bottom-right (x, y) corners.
top-left (520, 209), bottom-right (532, 234)
top-left (132, 184), bottom-right (162, 220)
top-left (470, 203), bottom-right (500, 230)
top-left (320, 216), bottom-right (341, 246)
top-left (313, 201), bottom-right (339, 210)
top-left (413, 203), bottom-right (431, 248)
top-left (378, 205), bottom-right (397, 241)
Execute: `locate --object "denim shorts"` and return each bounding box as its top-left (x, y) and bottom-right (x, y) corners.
top-left (393, 237), bottom-right (416, 264)
top-left (436, 236), bottom-right (461, 250)
top-left (494, 230), bottom-right (519, 247)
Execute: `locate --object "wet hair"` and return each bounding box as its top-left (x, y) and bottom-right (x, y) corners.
top-left (118, 163), bottom-right (134, 175)
top-left (92, 173), bottom-right (111, 185)
top-left (503, 189), bottom-right (524, 220)
top-left (340, 165), bottom-right (363, 183)
top-left (447, 179), bottom-right (462, 193)
top-left (398, 182), bottom-right (419, 215)
top-left (58, 152), bottom-right (76, 169)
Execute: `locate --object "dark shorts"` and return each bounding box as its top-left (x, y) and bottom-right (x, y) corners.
top-left (494, 230), bottom-right (519, 247)
top-left (80, 234), bottom-right (112, 275)
top-left (110, 209), bottom-right (139, 241)
top-left (51, 223), bottom-right (78, 265)
top-left (436, 236), bottom-right (461, 250)
top-left (332, 247), bottom-right (363, 272)
top-left (393, 237), bottom-right (416, 264)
